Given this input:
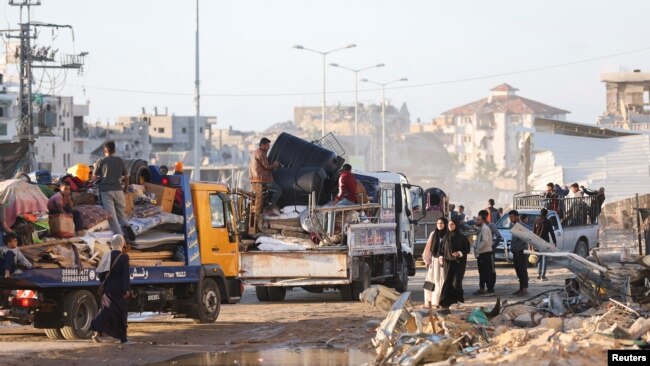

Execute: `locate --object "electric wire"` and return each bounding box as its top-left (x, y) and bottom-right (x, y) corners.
top-left (64, 45), bottom-right (650, 98)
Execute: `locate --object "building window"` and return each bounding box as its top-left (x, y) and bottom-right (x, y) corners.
top-left (462, 135), bottom-right (472, 143)
top-left (0, 107), bottom-right (4, 117)
top-left (158, 127), bottom-right (165, 133)
top-left (463, 117), bottom-right (472, 124)
top-left (182, 127), bottom-right (187, 133)
top-left (0, 123), bottom-right (6, 136)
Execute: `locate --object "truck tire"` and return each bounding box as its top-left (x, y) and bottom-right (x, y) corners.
top-left (193, 278), bottom-right (221, 324)
top-left (394, 263), bottom-right (409, 293)
top-left (255, 286), bottom-right (270, 302)
top-left (340, 263), bottom-right (370, 301)
top-left (267, 287), bottom-right (287, 302)
top-left (44, 328), bottom-right (65, 340)
top-left (574, 239), bottom-right (589, 258)
top-left (61, 290), bottom-right (97, 340)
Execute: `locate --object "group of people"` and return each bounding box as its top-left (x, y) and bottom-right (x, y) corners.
top-left (1, 140), bottom-right (133, 344)
top-left (422, 195), bottom-right (566, 308)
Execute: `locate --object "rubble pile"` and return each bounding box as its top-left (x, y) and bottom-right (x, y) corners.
top-left (363, 285), bottom-right (650, 366)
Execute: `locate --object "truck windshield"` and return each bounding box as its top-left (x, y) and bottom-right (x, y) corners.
top-left (496, 213), bottom-right (539, 230)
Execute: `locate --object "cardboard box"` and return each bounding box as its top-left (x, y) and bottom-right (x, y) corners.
top-left (124, 192), bottom-right (136, 217)
top-left (144, 183), bottom-right (177, 213)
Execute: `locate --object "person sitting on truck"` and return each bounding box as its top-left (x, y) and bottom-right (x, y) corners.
top-left (249, 137), bottom-right (281, 219)
top-left (333, 164), bottom-right (357, 206)
top-left (91, 234), bottom-right (131, 344)
top-left (1, 233), bottom-right (33, 278)
top-left (92, 141), bottom-right (129, 236)
top-left (509, 210), bottom-right (530, 297)
top-left (0, 204), bottom-right (14, 247)
top-left (473, 210), bottom-right (495, 296)
top-left (533, 208), bottom-right (557, 281)
top-left (47, 181), bottom-right (82, 232)
top-left (423, 217), bottom-right (448, 308)
top-left (486, 199), bottom-right (500, 224)
top-left (439, 218), bottom-right (471, 308)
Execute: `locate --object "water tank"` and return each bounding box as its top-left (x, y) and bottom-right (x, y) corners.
top-left (272, 167), bottom-right (328, 206)
top-left (268, 133), bottom-right (340, 174)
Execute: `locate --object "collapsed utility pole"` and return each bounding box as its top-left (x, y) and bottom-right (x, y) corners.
top-left (1, 0), bottom-right (87, 171)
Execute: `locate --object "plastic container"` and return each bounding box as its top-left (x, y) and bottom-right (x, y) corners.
top-left (67, 164), bottom-right (91, 182)
top-left (268, 132), bottom-right (341, 174)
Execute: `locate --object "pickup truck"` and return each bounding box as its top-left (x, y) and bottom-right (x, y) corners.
top-left (494, 192), bottom-right (600, 261)
top-left (0, 167), bottom-right (244, 340)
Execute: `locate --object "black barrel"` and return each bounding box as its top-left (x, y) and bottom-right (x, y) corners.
top-left (123, 159), bottom-right (151, 185)
top-left (268, 133), bottom-right (340, 174)
top-left (273, 167), bottom-right (328, 206)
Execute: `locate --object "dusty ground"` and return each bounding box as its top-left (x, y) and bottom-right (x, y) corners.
top-left (0, 258), bottom-right (574, 365)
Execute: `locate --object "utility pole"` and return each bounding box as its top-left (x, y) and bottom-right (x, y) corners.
top-left (193, 0), bottom-right (201, 181)
top-left (3, 0), bottom-right (87, 171)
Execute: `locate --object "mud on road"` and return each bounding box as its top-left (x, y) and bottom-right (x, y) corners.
top-left (0, 261), bottom-right (572, 365)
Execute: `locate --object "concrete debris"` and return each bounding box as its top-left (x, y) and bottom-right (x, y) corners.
top-left (360, 285), bottom-right (404, 314)
top-left (365, 286), bottom-right (650, 365)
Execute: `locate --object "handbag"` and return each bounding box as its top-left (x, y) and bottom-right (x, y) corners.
top-left (97, 253), bottom-right (123, 296)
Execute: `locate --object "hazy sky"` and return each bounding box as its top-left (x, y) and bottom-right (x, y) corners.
top-left (2, 0), bottom-right (649, 131)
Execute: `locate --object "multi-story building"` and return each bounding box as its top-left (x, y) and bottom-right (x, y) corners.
top-left (440, 83), bottom-right (569, 181)
top-left (598, 70), bottom-right (650, 132)
top-left (0, 73), bottom-right (18, 142)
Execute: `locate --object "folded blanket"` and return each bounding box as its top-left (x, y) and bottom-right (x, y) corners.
top-left (124, 212), bottom-right (184, 240)
top-left (73, 205), bottom-right (112, 230)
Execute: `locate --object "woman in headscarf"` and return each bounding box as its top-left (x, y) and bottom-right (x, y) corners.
top-left (91, 234), bottom-right (131, 344)
top-left (439, 219), bottom-right (472, 308)
top-left (422, 217), bottom-right (448, 308)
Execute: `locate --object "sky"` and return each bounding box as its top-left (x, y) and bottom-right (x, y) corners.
top-left (1, 0), bottom-right (649, 131)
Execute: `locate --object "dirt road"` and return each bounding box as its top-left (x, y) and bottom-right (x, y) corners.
top-left (0, 259), bottom-right (571, 365)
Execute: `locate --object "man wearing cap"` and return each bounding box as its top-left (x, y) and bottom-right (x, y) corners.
top-left (249, 137), bottom-right (281, 219)
top-left (509, 210), bottom-right (529, 296)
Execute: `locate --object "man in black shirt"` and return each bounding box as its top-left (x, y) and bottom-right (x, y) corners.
top-left (93, 141), bottom-right (128, 236)
top-left (509, 210), bottom-right (529, 296)
top-left (533, 208), bottom-right (557, 281)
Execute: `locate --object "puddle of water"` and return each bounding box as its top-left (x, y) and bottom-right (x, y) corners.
top-left (145, 348), bottom-right (374, 366)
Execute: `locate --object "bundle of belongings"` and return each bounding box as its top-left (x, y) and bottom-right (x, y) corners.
top-left (250, 202), bottom-right (376, 252)
top-left (1, 173), bottom-right (186, 271)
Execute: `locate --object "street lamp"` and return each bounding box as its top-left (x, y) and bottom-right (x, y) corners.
top-left (329, 62), bottom-right (384, 156)
top-left (360, 77), bottom-right (408, 171)
top-left (293, 43), bottom-right (356, 137)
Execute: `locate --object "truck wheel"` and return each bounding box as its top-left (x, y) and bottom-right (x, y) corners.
top-left (267, 287), bottom-right (287, 302)
top-left (341, 263), bottom-right (370, 301)
top-left (394, 263), bottom-right (409, 293)
top-left (574, 240), bottom-right (589, 258)
top-left (255, 286), bottom-right (270, 302)
top-left (193, 278), bottom-right (221, 324)
top-left (44, 328), bottom-right (65, 340)
top-left (61, 290), bottom-right (97, 340)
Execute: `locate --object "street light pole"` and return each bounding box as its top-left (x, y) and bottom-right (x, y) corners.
top-left (361, 77), bottom-right (408, 171)
top-left (293, 43), bottom-right (356, 137)
top-left (329, 63), bottom-right (384, 156)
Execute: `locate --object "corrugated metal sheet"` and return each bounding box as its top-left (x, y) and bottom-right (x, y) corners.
top-left (529, 133), bottom-right (650, 201)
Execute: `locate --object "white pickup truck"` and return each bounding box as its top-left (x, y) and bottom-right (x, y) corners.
top-left (494, 193), bottom-right (600, 261)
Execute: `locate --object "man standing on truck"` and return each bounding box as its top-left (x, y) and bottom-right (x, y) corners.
top-left (473, 210), bottom-right (495, 296)
top-left (93, 141), bottom-right (128, 236)
top-left (509, 210), bottom-right (530, 296)
top-left (486, 199), bottom-right (500, 224)
top-left (249, 137), bottom-right (281, 219)
top-left (333, 164), bottom-right (357, 206)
